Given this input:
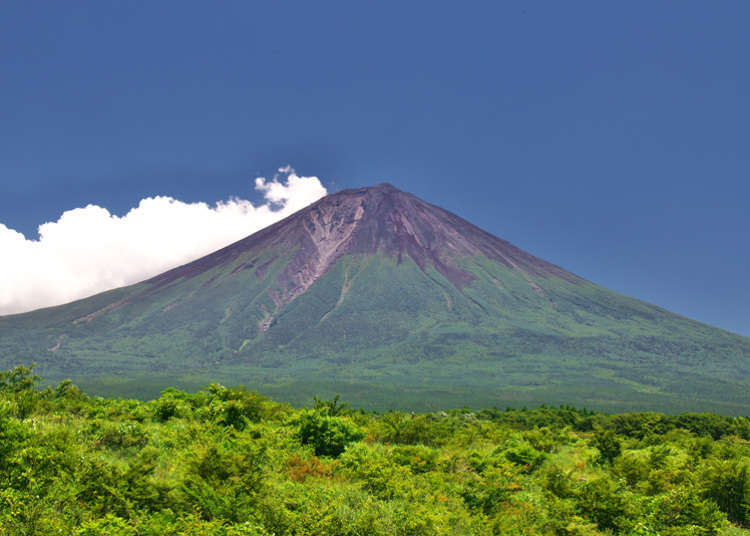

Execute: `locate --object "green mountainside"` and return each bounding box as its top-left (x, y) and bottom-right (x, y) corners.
top-left (1, 184), bottom-right (749, 413)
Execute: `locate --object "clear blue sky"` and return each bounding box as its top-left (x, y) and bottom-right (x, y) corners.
top-left (2, 1), bottom-right (749, 335)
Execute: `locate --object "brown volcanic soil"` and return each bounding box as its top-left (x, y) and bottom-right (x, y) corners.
top-left (144, 183), bottom-right (581, 311)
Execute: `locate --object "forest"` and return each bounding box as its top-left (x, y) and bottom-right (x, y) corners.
top-left (1, 364), bottom-right (750, 535)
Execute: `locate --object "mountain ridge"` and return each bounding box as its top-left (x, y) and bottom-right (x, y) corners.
top-left (145, 182), bottom-right (580, 309)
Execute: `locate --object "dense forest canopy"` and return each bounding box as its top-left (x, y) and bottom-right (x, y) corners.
top-left (1, 365), bottom-right (750, 535)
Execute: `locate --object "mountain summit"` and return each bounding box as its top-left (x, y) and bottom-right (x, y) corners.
top-left (148, 183), bottom-right (577, 328)
top-left (2, 184), bottom-right (750, 412)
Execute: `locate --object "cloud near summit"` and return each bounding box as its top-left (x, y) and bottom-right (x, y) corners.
top-left (0, 169), bottom-right (327, 315)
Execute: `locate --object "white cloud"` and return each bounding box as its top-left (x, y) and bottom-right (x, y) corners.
top-left (0, 169), bottom-right (327, 315)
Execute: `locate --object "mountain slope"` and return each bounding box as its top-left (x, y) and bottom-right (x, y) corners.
top-left (1, 184), bottom-right (749, 413)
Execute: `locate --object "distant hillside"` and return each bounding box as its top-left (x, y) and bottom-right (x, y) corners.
top-left (1, 183), bottom-right (749, 413)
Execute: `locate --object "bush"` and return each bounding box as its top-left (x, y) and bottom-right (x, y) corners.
top-left (701, 460), bottom-right (750, 527)
top-left (298, 411), bottom-right (364, 457)
top-left (613, 452), bottom-right (649, 487)
top-left (206, 384), bottom-right (268, 429)
top-left (543, 465), bottom-right (576, 499)
top-left (338, 443), bottom-right (410, 499)
top-left (460, 466), bottom-right (522, 515)
top-left (612, 412), bottom-right (667, 439)
top-left (575, 476), bottom-right (636, 533)
top-left (378, 411), bottom-right (450, 446)
top-left (646, 486), bottom-right (725, 535)
top-left (75, 514), bottom-right (137, 536)
top-left (178, 439), bottom-right (266, 522)
top-left (152, 391), bottom-right (186, 422)
top-left (591, 427), bottom-right (622, 465)
top-left (504, 443), bottom-right (547, 472)
top-left (0, 403), bottom-right (28, 470)
top-left (523, 425), bottom-right (569, 453)
top-left (95, 421), bottom-right (149, 450)
top-left (391, 444), bottom-right (438, 473)
top-left (0, 364), bottom-right (40, 393)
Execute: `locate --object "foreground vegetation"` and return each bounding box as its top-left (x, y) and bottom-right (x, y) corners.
top-left (1, 366), bottom-right (750, 535)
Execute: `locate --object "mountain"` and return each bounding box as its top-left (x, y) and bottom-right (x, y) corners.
top-left (2, 183), bottom-right (749, 413)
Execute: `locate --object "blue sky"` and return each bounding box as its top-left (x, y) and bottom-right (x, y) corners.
top-left (1, 1), bottom-right (749, 335)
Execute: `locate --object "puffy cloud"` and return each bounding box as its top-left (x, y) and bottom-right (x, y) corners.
top-left (0, 169), bottom-right (327, 315)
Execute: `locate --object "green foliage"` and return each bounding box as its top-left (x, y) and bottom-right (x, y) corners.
top-left (504, 443), bottom-right (547, 472)
top-left (592, 427), bottom-right (623, 465)
top-left (390, 444), bottom-right (438, 473)
top-left (0, 364), bottom-right (40, 393)
top-left (178, 439), bottom-right (266, 522)
top-left (645, 486), bottom-right (725, 535)
top-left (576, 476), bottom-right (636, 532)
top-left (701, 460), bottom-right (750, 527)
top-left (460, 465), bottom-right (522, 515)
top-left (3, 365), bottom-right (750, 535)
top-left (205, 383), bottom-right (270, 430)
top-left (93, 420), bottom-right (149, 449)
top-left (152, 389), bottom-right (188, 422)
top-left (0, 403), bottom-right (27, 469)
top-left (75, 514), bottom-right (137, 536)
top-left (378, 411), bottom-right (452, 446)
top-left (297, 410), bottom-right (365, 457)
top-left (313, 393), bottom-right (349, 416)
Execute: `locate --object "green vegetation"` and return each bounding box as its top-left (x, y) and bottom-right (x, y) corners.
top-left (3, 253), bottom-right (750, 414)
top-left (2, 365), bottom-right (750, 534)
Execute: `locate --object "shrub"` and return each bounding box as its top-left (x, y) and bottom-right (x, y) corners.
top-left (543, 465), bottom-right (576, 499)
top-left (0, 364), bottom-right (40, 393)
top-left (378, 411), bottom-right (450, 446)
top-left (338, 443), bottom-right (409, 499)
top-left (206, 384), bottom-right (268, 429)
top-left (591, 427), bottom-right (622, 465)
top-left (96, 421), bottom-right (149, 450)
top-left (390, 444), bottom-right (438, 474)
top-left (460, 466), bottom-right (522, 515)
top-left (612, 412), bottom-right (667, 439)
top-left (613, 452), bottom-right (649, 487)
top-left (178, 439), bottom-right (266, 522)
top-left (504, 444), bottom-right (547, 473)
top-left (701, 460), bottom-right (750, 527)
top-left (286, 453), bottom-right (336, 482)
top-left (152, 392), bottom-right (185, 422)
top-left (523, 425), bottom-right (569, 453)
top-left (298, 411), bottom-right (364, 457)
top-left (75, 514), bottom-right (137, 536)
top-left (0, 403), bottom-right (28, 470)
top-left (313, 394), bottom-right (349, 416)
top-left (576, 476), bottom-right (636, 533)
top-left (646, 486), bottom-right (725, 535)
